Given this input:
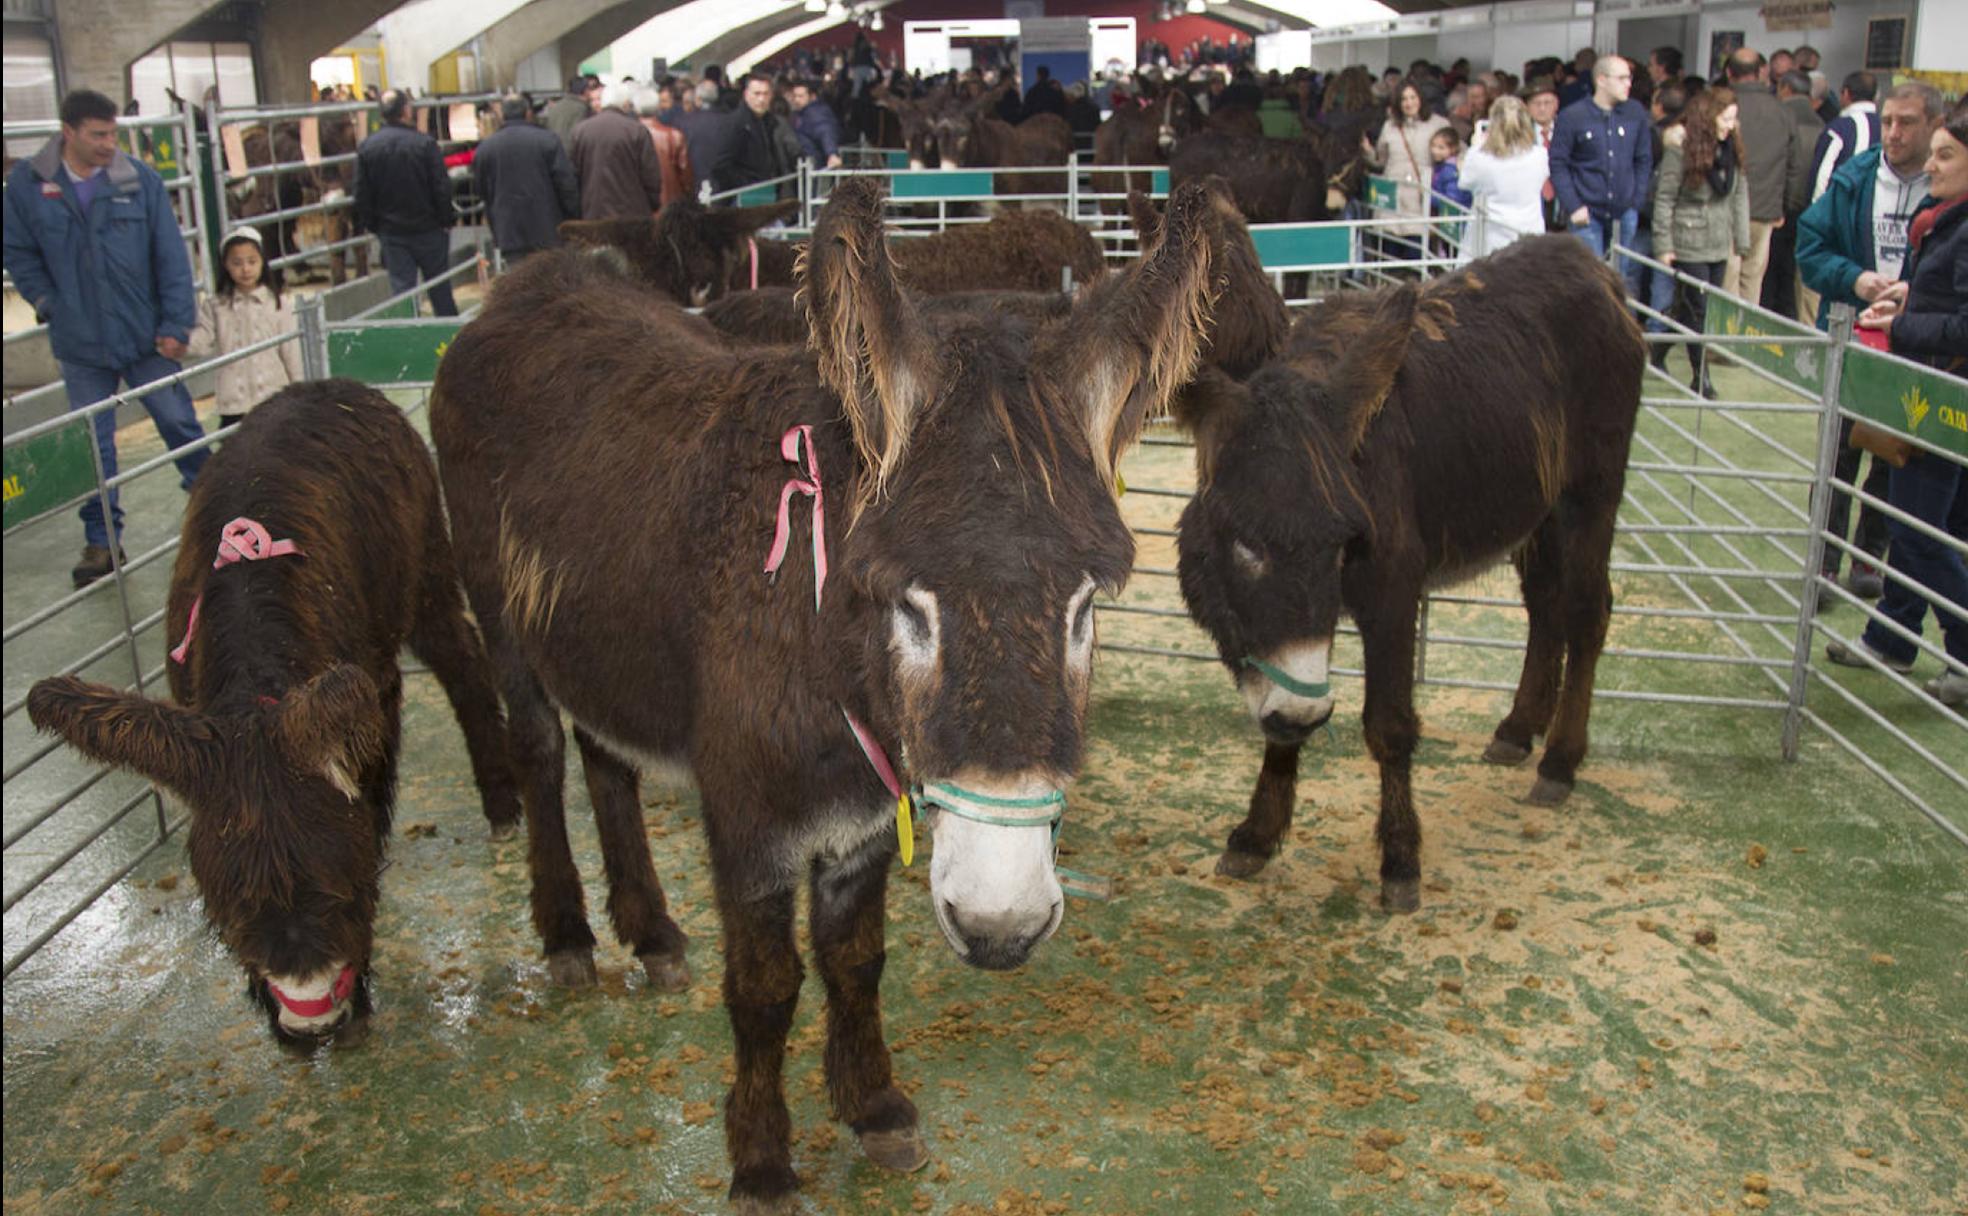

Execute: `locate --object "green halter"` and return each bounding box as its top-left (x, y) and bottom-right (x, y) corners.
top-left (914, 782), bottom-right (1109, 901)
top-left (1242, 655), bottom-right (1332, 701)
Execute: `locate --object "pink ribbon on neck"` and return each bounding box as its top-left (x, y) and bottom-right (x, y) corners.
top-left (842, 707), bottom-right (902, 799)
top-left (748, 237), bottom-right (760, 291)
top-left (762, 425), bottom-right (826, 611)
top-left (169, 517), bottom-right (305, 665)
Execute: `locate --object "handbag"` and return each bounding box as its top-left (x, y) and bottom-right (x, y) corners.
top-left (1848, 420), bottom-right (1912, 469)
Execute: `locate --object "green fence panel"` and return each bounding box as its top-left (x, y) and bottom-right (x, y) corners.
top-left (885, 150), bottom-right (911, 169)
top-left (736, 186), bottom-right (780, 207)
top-left (1151, 168), bottom-right (1170, 194)
top-left (4, 419), bottom-right (98, 528)
top-left (1367, 175), bottom-right (1398, 211)
top-left (1249, 223), bottom-right (1354, 270)
top-left (890, 170), bottom-right (997, 200)
top-left (1701, 294), bottom-right (1826, 394)
top-left (1839, 348), bottom-right (1968, 459)
top-left (326, 321), bottom-right (464, 384)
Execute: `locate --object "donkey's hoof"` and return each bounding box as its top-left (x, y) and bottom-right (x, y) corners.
top-left (487, 819), bottom-right (520, 842)
top-left (1379, 878), bottom-right (1421, 914)
top-left (546, 948), bottom-right (598, 988)
top-left (730, 1165), bottom-right (800, 1216)
top-left (638, 950), bottom-right (691, 993)
top-left (731, 1194), bottom-right (799, 1216)
top-left (1214, 850), bottom-right (1270, 879)
top-left (859, 1127), bottom-right (931, 1174)
top-left (1525, 777), bottom-right (1573, 807)
top-left (1483, 737), bottom-right (1532, 766)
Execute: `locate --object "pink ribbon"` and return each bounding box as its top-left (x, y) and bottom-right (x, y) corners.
top-left (748, 237), bottom-right (759, 291)
top-left (762, 425), bottom-right (826, 611)
top-left (169, 517), bottom-right (305, 665)
top-left (841, 707), bottom-right (902, 800)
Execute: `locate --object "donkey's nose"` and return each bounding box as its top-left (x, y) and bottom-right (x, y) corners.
top-left (945, 900), bottom-right (1061, 972)
top-left (1261, 706), bottom-right (1330, 746)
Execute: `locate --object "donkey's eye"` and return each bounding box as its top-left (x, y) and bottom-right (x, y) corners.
top-left (1071, 597), bottom-right (1095, 644)
top-left (890, 584), bottom-right (940, 668)
top-left (897, 600), bottom-right (931, 645)
top-left (1231, 540), bottom-right (1269, 578)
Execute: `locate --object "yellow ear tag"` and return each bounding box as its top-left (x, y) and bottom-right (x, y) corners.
top-left (896, 795), bottom-right (915, 866)
top-left (1115, 473), bottom-right (1127, 498)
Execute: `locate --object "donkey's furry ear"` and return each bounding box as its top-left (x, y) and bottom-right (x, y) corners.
top-left (273, 666), bottom-right (385, 801)
top-left (1330, 284), bottom-right (1417, 453)
top-left (1042, 179), bottom-right (1217, 489)
top-left (800, 176), bottom-right (940, 503)
top-left (1125, 191), bottom-right (1163, 252)
top-left (25, 675), bottom-right (222, 800)
top-left (713, 199), bottom-right (799, 239)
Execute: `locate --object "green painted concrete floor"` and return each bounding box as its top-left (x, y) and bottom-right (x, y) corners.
top-left (4, 366), bottom-right (1965, 1216)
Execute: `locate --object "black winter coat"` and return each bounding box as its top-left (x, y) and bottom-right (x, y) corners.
top-left (353, 122), bottom-right (453, 236)
top-left (1891, 197), bottom-right (1968, 372)
top-left (472, 119), bottom-right (579, 255)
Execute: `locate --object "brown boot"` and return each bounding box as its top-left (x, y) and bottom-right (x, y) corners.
top-left (71, 544), bottom-right (127, 588)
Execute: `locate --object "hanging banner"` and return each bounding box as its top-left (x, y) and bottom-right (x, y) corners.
top-left (448, 103), bottom-right (480, 143)
top-left (1759, 0), bottom-right (1834, 32)
top-left (221, 124), bottom-right (249, 179)
top-left (298, 116), bottom-right (322, 165)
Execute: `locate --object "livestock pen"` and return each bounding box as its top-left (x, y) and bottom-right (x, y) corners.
top-left (3, 174), bottom-right (1963, 1216)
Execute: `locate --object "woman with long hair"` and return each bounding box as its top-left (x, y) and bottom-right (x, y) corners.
top-left (1363, 78), bottom-right (1451, 258)
top-left (1456, 94), bottom-right (1550, 258)
top-left (1653, 84), bottom-right (1750, 397)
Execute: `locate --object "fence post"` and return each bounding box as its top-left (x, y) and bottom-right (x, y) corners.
top-left (1068, 151), bottom-right (1079, 219)
top-left (1780, 303), bottom-right (1853, 760)
top-left (177, 98), bottom-right (213, 293)
top-left (297, 293), bottom-right (328, 381)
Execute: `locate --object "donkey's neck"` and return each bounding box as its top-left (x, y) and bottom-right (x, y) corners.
top-left (190, 572), bottom-right (332, 713)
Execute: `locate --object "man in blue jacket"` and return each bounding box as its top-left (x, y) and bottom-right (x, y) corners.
top-left (1549, 54), bottom-right (1652, 280)
top-left (788, 79), bottom-right (843, 169)
top-left (4, 89), bottom-right (209, 587)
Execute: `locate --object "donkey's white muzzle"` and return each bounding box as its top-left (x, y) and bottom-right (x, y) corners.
top-left (924, 774), bottom-right (1065, 971)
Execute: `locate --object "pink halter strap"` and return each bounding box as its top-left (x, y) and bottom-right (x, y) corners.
top-left (762, 425), bottom-right (826, 611)
top-left (841, 707), bottom-right (902, 800)
top-left (169, 517), bottom-right (305, 665)
top-left (748, 237), bottom-right (760, 291)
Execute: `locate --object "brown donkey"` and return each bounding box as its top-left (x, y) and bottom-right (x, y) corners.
top-left (1174, 235), bottom-right (1644, 912)
top-left (26, 381), bottom-right (518, 1048)
top-left (429, 176), bottom-right (1218, 1211)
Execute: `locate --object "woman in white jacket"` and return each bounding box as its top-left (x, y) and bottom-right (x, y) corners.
top-left (1455, 95), bottom-right (1550, 260)
top-left (186, 226), bottom-right (303, 429)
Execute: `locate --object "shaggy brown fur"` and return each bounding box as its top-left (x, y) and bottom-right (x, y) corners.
top-left (1169, 132), bottom-right (1330, 223)
top-left (25, 381), bottom-right (517, 1049)
top-left (701, 286), bottom-right (1073, 346)
top-left (1091, 87), bottom-right (1202, 215)
top-left (430, 177), bottom-right (1220, 1212)
top-left (565, 199), bottom-right (1107, 301)
top-left (1174, 235), bottom-right (1644, 911)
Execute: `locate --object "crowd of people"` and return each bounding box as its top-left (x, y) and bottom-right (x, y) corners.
top-left (5, 41), bottom-right (1962, 700)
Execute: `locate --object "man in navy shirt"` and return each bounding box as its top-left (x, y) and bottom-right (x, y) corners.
top-left (3, 89), bottom-right (208, 587)
top-left (1549, 54), bottom-right (1653, 280)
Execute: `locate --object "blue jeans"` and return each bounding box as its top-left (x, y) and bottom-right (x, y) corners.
top-left (1574, 208), bottom-right (1639, 283)
top-left (60, 355), bottom-right (210, 549)
top-left (1626, 226), bottom-right (1677, 334)
top-left (380, 228), bottom-right (458, 317)
top-left (1863, 455), bottom-right (1968, 668)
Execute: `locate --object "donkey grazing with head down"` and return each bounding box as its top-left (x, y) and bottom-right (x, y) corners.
top-left (430, 176), bottom-right (1217, 1212)
top-left (559, 195), bottom-right (801, 305)
top-left (1173, 235), bottom-right (1644, 912)
top-left (26, 381), bottom-right (519, 1048)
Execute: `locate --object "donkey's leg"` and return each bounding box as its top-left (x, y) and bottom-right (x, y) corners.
top-left (364, 669), bottom-right (404, 833)
top-left (810, 838), bottom-right (924, 1173)
top-left (408, 547), bottom-right (522, 837)
top-left (1359, 591), bottom-right (1425, 914)
top-left (1486, 518), bottom-right (1569, 766)
top-left (572, 727), bottom-right (689, 991)
top-left (1216, 740), bottom-right (1301, 878)
top-left (712, 868), bottom-right (803, 1215)
top-left (481, 619), bottom-right (595, 987)
top-left (1529, 499), bottom-right (1619, 807)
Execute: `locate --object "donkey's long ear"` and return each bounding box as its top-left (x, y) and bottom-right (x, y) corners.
top-left (712, 199), bottom-right (800, 241)
top-left (1125, 190), bottom-right (1163, 253)
top-left (272, 666), bottom-right (386, 801)
top-left (557, 217), bottom-right (654, 250)
top-left (26, 675), bottom-right (222, 798)
top-left (800, 176), bottom-right (940, 500)
top-left (1040, 179), bottom-right (1217, 488)
top-left (1329, 283), bottom-right (1417, 454)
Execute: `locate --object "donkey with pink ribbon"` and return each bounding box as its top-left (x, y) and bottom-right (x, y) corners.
top-left (430, 176), bottom-right (1219, 1212)
top-left (26, 380), bottom-right (518, 1049)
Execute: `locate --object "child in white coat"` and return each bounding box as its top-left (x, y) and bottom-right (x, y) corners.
top-left (188, 227), bottom-right (303, 429)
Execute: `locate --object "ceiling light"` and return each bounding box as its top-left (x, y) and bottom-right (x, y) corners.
top-left (1186, 0), bottom-right (1205, 11)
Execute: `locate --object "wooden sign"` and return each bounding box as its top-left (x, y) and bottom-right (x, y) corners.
top-left (1759, 0), bottom-right (1833, 31)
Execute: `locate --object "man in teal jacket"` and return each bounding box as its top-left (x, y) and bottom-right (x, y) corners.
top-left (1796, 83), bottom-right (1944, 601)
top-left (3, 89), bottom-right (210, 586)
